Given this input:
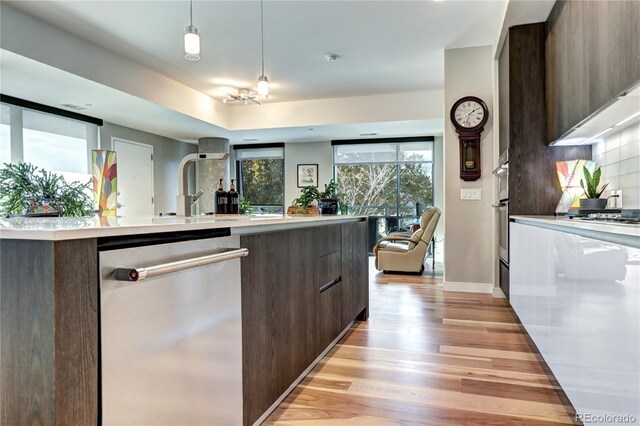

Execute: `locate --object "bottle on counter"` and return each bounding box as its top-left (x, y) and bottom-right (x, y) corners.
top-left (228, 179), bottom-right (239, 214)
top-left (214, 179), bottom-right (228, 214)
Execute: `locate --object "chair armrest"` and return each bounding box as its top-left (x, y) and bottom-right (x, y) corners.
top-left (376, 235), bottom-right (417, 244)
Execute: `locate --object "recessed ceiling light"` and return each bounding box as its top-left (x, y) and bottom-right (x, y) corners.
top-left (308, 128), bottom-right (314, 131)
top-left (325, 54), bottom-right (340, 62)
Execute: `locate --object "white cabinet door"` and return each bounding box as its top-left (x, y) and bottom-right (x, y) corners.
top-left (511, 223), bottom-right (639, 422)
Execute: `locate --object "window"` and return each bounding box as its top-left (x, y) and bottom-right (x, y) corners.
top-left (334, 139), bottom-right (434, 229)
top-left (0, 104), bottom-right (10, 164)
top-left (235, 145), bottom-right (284, 214)
top-left (0, 101), bottom-right (99, 185)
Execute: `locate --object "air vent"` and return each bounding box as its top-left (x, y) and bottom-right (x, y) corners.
top-left (242, 138), bottom-right (259, 142)
top-left (60, 103), bottom-right (87, 111)
top-left (360, 132), bottom-right (378, 137)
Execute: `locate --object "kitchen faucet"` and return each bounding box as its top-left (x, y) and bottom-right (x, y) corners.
top-left (176, 152), bottom-right (230, 217)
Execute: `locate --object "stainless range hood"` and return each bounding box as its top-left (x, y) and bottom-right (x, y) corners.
top-left (551, 81), bottom-right (640, 146)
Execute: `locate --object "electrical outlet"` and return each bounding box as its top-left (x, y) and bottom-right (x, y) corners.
top-left (460, 188), bottom-right (481, 200)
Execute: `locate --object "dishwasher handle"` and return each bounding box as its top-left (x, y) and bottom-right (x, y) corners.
top-left (113, 248), bottom-right (249, 282)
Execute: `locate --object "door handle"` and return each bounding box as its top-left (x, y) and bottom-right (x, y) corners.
top-left (113, 248), bottom-right (249, 282)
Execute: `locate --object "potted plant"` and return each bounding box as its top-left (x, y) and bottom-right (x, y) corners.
top-left (288, 185), bottom-right (319, 215)
top-left (317, 179), bottom-right (340, 215)
top-left (0, 162), bottom-right (93, 217)
top-left (579, 165), bottom-right (608, 210)
top-left (239, 198), bottom-right (252, 215)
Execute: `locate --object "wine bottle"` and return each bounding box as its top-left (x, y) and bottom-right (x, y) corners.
top-left (214, 179), bottom-right (228, 214)
top-left (228, 179), bottom-right (239, 214)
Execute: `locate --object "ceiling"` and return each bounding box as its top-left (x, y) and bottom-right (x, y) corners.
top-left (7, 0), bottom-right (506, 103)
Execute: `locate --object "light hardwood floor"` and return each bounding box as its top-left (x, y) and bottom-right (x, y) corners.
top-left (264, 258), bottom-right (576, 425)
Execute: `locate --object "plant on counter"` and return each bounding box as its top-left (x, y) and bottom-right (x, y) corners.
top-left (317, 179), bottom-right (341, 215)
top-left (288, 185), bottom-right (319, 215)
top-left (0, 162), bottom-right (93, 217)
top-left (580, 165), bottom-right (608, 199)
top-left (579, 165), bottom-right (609, 210)
top-left (239, 198), bottom-right (252, 215)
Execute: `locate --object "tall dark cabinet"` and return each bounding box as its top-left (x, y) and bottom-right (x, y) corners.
top-left (499, 23), bottom-right (591, 217)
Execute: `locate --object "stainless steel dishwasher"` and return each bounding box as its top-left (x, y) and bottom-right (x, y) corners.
top-left (99, 235), bottom-right (247, 425)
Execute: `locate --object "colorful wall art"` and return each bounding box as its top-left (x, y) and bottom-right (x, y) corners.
top-left (92, 150), bottom-right (117, 216)
top-left (555, 159), bottom-right (595, 213)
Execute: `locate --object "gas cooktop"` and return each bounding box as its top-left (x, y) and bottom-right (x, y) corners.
top-left (569, 210), bottom-right (640, 225)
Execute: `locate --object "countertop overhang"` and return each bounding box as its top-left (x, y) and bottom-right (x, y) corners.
top-left (511, 215), bottom-right (640, 248)
top-left (0, 215), bottom-right (367, 241)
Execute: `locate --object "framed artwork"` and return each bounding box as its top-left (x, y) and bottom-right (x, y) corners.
top-left (297, 164), bottom-right (319, 187)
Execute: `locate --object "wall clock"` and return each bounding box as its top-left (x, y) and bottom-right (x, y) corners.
top-left (450, 96), bottom-right (489, 181)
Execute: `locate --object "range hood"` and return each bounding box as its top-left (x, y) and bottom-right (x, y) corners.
top-left (552, 81), bottom-right (640, 146)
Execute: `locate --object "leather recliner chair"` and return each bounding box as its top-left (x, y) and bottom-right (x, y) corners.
top-left (374, 207), bottom-right (441, 274)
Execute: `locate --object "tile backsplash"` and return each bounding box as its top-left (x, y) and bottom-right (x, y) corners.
top-left (592, 122), bottom-right (640, 209)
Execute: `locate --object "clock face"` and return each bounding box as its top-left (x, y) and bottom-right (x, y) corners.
top-left (453, 100), bottom-right (486, 129)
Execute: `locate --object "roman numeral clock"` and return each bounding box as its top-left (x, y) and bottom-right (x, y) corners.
top-left (450, 96), bottom-right (489, 181)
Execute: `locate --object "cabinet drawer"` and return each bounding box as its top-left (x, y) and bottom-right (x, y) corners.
top-left (319, 282), bottom-right (342, 349)
top-left (319, 251), bottom-right (341, 289)
top-left (317, 225), bottom-right (341, 256)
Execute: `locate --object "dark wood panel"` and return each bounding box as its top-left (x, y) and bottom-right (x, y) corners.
top-left (319, 283), bottom-right (342, 349)
top-left (240, 231), bottom-right (288, 426)
top-left (611, 0), bottom-right (640, 97)
top-left (281, 228), bottom-right (321, 385)
top-left (1, 240), bottom-right (55, 425)
top-left (498, 34), bottom-right (510, 155)
top-left (508, 23), bottom-right (591, 216)
top-left (316, 224), bottom-right (341, 256)
top-left (341, 221), bottom-right (369, 328)
top-left (53, 239), bottom-right (98, 426)
top-left (0, 239), bottom-right (98, 426)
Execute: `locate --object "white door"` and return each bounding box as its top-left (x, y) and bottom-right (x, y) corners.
top-left (113, 138), bottom-right (154, 217)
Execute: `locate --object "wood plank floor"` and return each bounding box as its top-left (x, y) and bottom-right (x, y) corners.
top-left (263, 258), bottom-right (576, 425)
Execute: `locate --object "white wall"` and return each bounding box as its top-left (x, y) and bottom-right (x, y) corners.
top-left (284, 141), bottom-right (333, 208)
top-left (592, 122), bottom-right (640, 209)
top-left (443, 46), bottom-right (496, 293)
top-left (99, 123), bottom-right (197, 215)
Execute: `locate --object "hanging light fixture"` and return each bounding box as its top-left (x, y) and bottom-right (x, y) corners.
top-left (257, 0), bottom-right (270, 99)
top-left (184, 0), bottom-right (200, 61)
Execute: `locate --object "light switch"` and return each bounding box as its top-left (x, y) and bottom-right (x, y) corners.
top-left (460, 188), bottom-right (481, 200)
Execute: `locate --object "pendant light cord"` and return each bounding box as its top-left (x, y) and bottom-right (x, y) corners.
top-left (189, 0), bottom-right (193, 26)
top-left (260, 0), bottom-right (265, 76)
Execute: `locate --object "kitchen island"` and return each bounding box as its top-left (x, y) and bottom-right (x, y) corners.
top-left (510, 216), bottom-right (639, 423)
top-left (0, 215), bottom-right (369, 426)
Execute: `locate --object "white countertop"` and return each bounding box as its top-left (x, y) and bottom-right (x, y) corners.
top-left (510, 215), bottom-right (640, 239)
top-left (0, 214), bottom-right (367, 241)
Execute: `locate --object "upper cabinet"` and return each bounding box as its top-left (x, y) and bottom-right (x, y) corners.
top-left (545, 0), bottom-right (640, 144)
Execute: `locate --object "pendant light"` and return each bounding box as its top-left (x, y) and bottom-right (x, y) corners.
top-left (257, 0), bottom-right (270, 99)
top-left (184, 0), bottom-right (200, 61)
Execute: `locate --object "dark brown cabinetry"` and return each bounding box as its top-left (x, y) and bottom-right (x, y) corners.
top-left (546, 0), bottom-right (640, 143)
top-left (499, 23), bottom-right (591, 216)
top-left (340, 221), bottom-right (369, 328)
top-left (240, 220), bottom-right (368, 426)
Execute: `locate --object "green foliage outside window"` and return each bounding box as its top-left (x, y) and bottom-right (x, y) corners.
top-left (239, 158), bottom-right (284, 208)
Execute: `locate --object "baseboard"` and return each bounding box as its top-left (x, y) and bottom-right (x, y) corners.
top-left (443, 281), bottom-right (494, 294)
top-left (252, 320), bottom-right (356, 426)
top-left (492, 287), bottom-right (506, 298)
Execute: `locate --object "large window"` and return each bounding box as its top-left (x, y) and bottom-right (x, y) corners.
top-left (0, 101), bottom-right (99, 184)
top-left (235, 145), bottom-right (284, 214)
top-left (334, 139), bottom-right (434, 229)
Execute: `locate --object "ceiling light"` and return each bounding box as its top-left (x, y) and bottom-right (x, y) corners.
top-left (614, 110), bottom-right (640, 127)
top-left (224, 88), bottom-right (263, 106)
top-left (257, 0), bottom-right (270, 99)
top-left (581, 127), bottom-right (613, 145)
top-left (325, 54), bottom-right (340, 62)
top-left (184, 0), bottom-right (200, 61)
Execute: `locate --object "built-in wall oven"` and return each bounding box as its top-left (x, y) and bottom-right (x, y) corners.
top-left (493, 150), bottom-right (509, 298)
